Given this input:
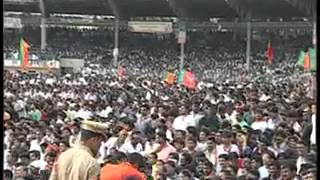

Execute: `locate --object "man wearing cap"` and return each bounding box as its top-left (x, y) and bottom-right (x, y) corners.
top-left (49, 120), bottom-right (109, 180)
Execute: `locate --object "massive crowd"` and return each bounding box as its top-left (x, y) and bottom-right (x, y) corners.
top-left (3, 27), bottom-right (317, 180)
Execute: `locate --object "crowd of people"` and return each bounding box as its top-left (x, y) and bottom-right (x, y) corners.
top-left (3, 26), bottom-right (317, 180)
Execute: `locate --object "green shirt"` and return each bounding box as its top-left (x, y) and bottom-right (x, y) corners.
top-left (238, 120), bottom-right (249, 129)
top-left (198, 115), bottom-right (221, 132)
top-left (243, 111), bottom-right (253, 125)
top-left (31, 109), bottom-right (41, 121)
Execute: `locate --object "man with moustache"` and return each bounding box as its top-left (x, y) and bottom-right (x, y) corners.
top-left (49, 120), bottom-right (110, 180)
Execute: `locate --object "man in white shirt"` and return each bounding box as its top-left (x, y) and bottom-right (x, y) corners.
top-left (119, 131), bottom-right (144, 155)
top-left (185, 103), bottom-right (204, 128)
top-left (251, 110), bottom-right (268, 132)
top-left (99, 106), bottom-right (113, 118)
top-left (173, 105), bottom-right (191, 131)
top-left (4, 152), bottom-right (17, 171)
top-left (13, 98), bottom-right (27, 118)
top-left (75, 106), bottom-right (93, 119)
top-left (135, 105), bottom-right (152, 136)
top-left (310, 104), bottom-right (316, 145)
top-left (266, 107), bottom-right (280, 130)
top-left (217, 104), bottom-right (229, 122)
top-left (296, 141), bottom-right (308, 174)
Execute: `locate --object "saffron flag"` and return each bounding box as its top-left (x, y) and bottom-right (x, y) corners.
top-left (164, 72), bottom-right (175, 85)
top-left (266, 41), bottom-right (273, 64)
top-left (19, 38), bottom-right (29, 68)
top-left (303, 52), bottom-right (310, 71)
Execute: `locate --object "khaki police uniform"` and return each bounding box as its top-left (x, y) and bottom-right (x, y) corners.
top-left (49, 120), bottom-right (110, 180)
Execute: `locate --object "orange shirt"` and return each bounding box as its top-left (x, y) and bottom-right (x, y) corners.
top-left (100, 164), bottom-right (123, 180)
top-left (100, 162), bottom-right (146, 180)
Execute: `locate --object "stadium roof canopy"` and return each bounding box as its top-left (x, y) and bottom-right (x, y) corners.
top-left (4, 0), bottom-right (316, 20)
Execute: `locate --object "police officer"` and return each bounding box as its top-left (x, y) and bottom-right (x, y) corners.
top-left (49, 120), bottom-right (110, 180)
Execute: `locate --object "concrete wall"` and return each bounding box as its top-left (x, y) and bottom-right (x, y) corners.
top-left (60, 58), bottom-right (84, 73)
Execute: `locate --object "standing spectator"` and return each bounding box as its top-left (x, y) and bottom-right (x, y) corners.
top-left (120, 131), bottom-right (144, 155)
top-left (251, 110), bottom-right (268, 132)
top-left (49, 120), bottom-right (109, 180)
top-left (149, 132), bottom-right (176, 162)
top-left (216, 131), bottom-right (240, 156)
top-left (198, 104), bottom-right (220, 132)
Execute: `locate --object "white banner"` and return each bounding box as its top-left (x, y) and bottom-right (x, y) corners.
top-left (128, 21), bottom-right (173, 33)
top-left (46, 60), bottom-right (60, 69)
top-left (178, 31), bottom-right (186, 44)
top-left (4, 0), bottom-right (38, 2)
top-left (4, 17), bottom-right (23, 29)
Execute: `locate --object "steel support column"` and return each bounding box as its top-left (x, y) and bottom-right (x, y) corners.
top-left (39, 0), bottom-right (46, 50)
top-left (113, 18), bottom-right (120, 66)
top-left (107, 0), bottom-right (125, 67)
top-left (246, 21), bottom-right (251, 71)
top-left (180, 43), bottom-right (185, 71)
top-left (313, 21), bottom-right (316, 48)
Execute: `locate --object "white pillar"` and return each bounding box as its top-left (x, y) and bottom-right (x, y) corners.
top-left (180, 43), bottom-right (185, 70)
top-left (312, 21), bottom-right (316, 99)
top-left (41, 17), bottom-right (47, 50)
top-left (40, 0), bottom-right (46, 50)
top-left (313, 21), bottom-right (316, 47)
top-left (246, 21), bottom-right (251, 71)
top-left (113, 18), bottom-right (119, 66)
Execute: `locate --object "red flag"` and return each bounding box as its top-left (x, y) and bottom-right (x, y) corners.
top-left (117, 66), bottom-right (125, 80)
top-left (304, 52), bottom-right (310, 70)
top-left (266, 41), bottom-right (273, 64)
top-left (183, 70), bottom-right (197, 89)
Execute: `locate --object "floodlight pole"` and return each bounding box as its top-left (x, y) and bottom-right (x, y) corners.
top-left (178, 20), bottom-right (187, 71)
top-left (246, 20), bottom-right (251, 71)
top-left (113, 17), bottom-right (119, 67)
top-left (180, 43), bottom-right (185, 70)
top-left (312, 20), bottom-right (316, 99)
top-left (40, 0), bottom-right (47, 50)
top-left (313, 21), bottom-right (316, 51)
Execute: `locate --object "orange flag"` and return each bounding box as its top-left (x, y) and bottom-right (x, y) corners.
top-left (164, 72), bottom-right (175, 85)
top-left (304, 52), bottom-right (310, 70)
